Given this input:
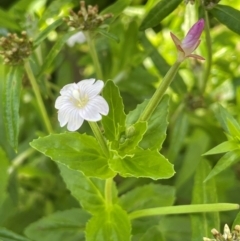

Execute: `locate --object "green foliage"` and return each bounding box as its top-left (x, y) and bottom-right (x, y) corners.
top-left (102, 80), bottom-right (126, 142)
top-left (1, 0), bottom-right (240, 240)
top-left (85, 205), bottom-right (131, 241)
top-left (30, 133), bottom-right (115, 179)
top-left (126, 95), bottom-right (169, 150)
top-left (140, 0), bottom-right (182, 30)
top-left (24, 209), bottom-right (90, 241)
top-left (210, 4), bottom-right (240, 35)
top-left (119, 183), bottom-right (175, 212)
top-left (58, 163), bottom-right (118, 214)
top-left (0, 148), bottom-right (9, 207)
top-left (191, 160), bottom-right (219, 240)
top-left (0, 228), bottom-right (30, 241)
top-left (2, 67), bottom-right (23, 151)
top-left (109, 148), bottom-right (175, 180)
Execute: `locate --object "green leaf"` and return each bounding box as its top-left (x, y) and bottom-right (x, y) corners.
top-left (210, 5), bottom-right (240, 35)
top-left (140, 0), bottom-right (182, 30)
top-left (214, 104), bottom-right (240, 137)
top-left (119, 121), bottom-right (147, 154)
top-left (167, 112), bottom-right (189, 163)
top-left (191, 160), bottom-right (219, 240)
top-left (33, 18), bottom-right (64, 48)
top-left (37, 31), bottom-right (77, 77)
top-left (176, 129), bottom-right (210, 188)
top-left (140, 33), bottom-right (187, 95)
top-left (3, 66), bottom-right (23, 151)
top-left (140, 226), bottom-right (164, 241)
top-left (0, 228), bottom-right (30, 241)
top-left (97, 29), bottom-right (119, 43)
top-left (58, 164), bottom-right (118, 214)
top-left (232, 212), bottom-right (240, 228)
top-left (204, 150), bottom-right (240, 182)
top-left (102, 80), bottom-right (126, 142)
top-left (119, 183), bottom-right (175, 212)
top-left (85, 205), bottom-right (131, 241)
top-left (101, 0), bottom-right (132, 18)
top-left (30, 133), bottom-right (115, 179)
top-left (203, 141), bottom-right (240, 156)
top-left (24, 209), bottom-right (90, 241)
top-left (0, 148), bottom-right (9, 207)
top-left (109, 148), bottom-right (175, 180)
top-left (126, 95), bottom-right (169, 150)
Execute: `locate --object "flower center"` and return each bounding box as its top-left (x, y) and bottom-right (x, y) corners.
top-left (72, 89), bottom-right (89, 108)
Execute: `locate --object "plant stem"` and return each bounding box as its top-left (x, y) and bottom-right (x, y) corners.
top-left (201, 9), bottom-right (212, 93)
top-left (24, 60), bottom-right (53, 133)
top-left (85, 31), bottom-right (103, 80)
top-left (88, 121), bottom-right (109, 157)
top-left (105, 178), bottom-right (113, 207)
top-left (129, 203), bottom-right (239, 220)
top-left (138, 61), bottom-right (181, 122)
top-left (88, 122), bottom-right (112, 207)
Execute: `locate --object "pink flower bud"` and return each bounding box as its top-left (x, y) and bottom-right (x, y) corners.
top-left (170, 19), bottom-right (205, 62)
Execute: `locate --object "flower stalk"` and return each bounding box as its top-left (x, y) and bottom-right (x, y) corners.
top-left (88, 121), bottom-right (109, 157)
top-left (201, 9), bottom-right (212, 93)
top-left (24, 60), bottom-right (53, 133)
top-left (85, 31), bottom-right (103, 80)
top-left (138, 61), bottom-right (181, 122)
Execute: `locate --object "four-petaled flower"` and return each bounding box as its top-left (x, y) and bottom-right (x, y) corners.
top-left (170, 19), bottom-right (205, 62)
top-left (55, 79), bottom-right (109, 131)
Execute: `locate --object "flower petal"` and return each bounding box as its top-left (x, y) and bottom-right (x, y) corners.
top-left (89, 96), bottom-right (109, 115)
top-left (67, 110), bottom-right (84, 131)
top-left (182, 19), bottom-right (204, 51)
top-left (77, 79), bottom-right (104, 98)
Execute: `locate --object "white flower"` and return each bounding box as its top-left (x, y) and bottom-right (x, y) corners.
top-left (55, 79), bottom-right (109, 131)
top-left (67, 31), bottom-right (86, 47)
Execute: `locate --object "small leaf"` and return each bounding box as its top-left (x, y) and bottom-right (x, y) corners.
top-left (191, 160), bottom-right (220, 240)
top-left (3, 66), bottom-right (24, 151)
top-left (214, 104), bottom-right (240, 137)
top-left (100, 0), bottom-right (132, 18)
top-left (102, 80), bottom-right (126, 142)
top-left (97, 29), bottom-right (119, 43)
top-left (30, 133), bottom-right (115, 179)
top-left (109, 148), bottom-right (175, 180)
top-left (140, 0), bottom-right (182, 30)
top-left (37, 31), bottom-right (77, 77)
top-left (24, 209), bottom-right (90, 241)
top-left (58, 164), bottom-right (118, 214)
top-left (119, 121), bottom-right (147, 154)
top-left (119, 183), bottom-right (175, 212)
top-left (34, 18), bottom-right (64, 48)
top-left (0, 227), bottom-right (30, 241)
top-left (126, 95), bottom-right (169, 150)
top-left (204, 150), bottom-right (240, 182)
top-left (210, 5), bottom-right (240, 35)
top-left (85, 205), bottom-right (131, 241)
top-left (0, 148), bottom-right (9, 207)
top-left (203, 141), bottom-right (240, 156)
